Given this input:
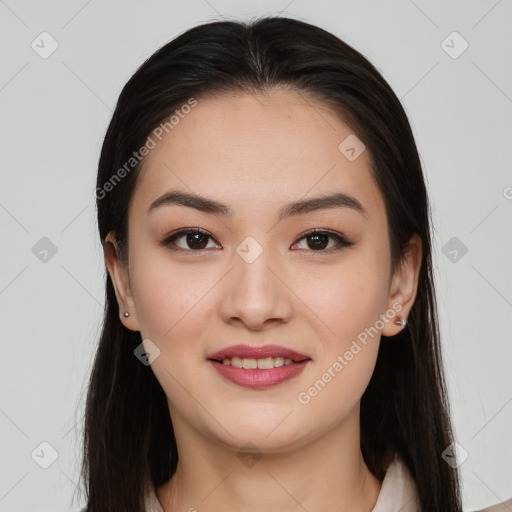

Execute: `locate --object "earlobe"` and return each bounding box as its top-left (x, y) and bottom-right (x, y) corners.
top-left (381, 234), bottom-right (422, 337)
top-left (104, 232), bottom-right (140, 331)
top-left (394, 315), bottom-right (407, 328)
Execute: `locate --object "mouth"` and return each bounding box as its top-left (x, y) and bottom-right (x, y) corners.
top-left (206, 344), bottom-right (311, 388)
top-left (208, 356), bottom-right (309, 369)
top-left (207, 344), bottom-right (312, 368)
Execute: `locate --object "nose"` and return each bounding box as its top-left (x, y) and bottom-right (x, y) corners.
top-left (219, 244), bottom-right (293, 331)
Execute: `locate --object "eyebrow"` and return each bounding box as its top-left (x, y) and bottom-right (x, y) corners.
top-left (147, 189), bottom-right (369, 222)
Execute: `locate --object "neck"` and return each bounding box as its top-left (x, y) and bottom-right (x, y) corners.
top-left (156, 404), bottom-right (382, 512)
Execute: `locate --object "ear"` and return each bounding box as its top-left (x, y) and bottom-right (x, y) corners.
top-left (104, 231), bottom-right (140, 331)
top-left (381, 233), bottom-right (422, 337)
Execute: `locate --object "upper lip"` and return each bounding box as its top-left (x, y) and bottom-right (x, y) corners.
top-left (208, 344), bottom-right (311, 362)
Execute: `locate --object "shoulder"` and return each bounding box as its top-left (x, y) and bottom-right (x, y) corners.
top-left (472, 498), bottom-right (512, 512)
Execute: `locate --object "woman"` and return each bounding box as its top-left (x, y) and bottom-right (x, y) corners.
top-left (80, 15), bottom-right (490, 512)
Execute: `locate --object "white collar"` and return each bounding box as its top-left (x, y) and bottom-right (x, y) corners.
top-left (371, 453), bottom-right (420, 512)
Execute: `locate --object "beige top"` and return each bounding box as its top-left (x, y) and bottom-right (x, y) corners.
top-left (144, 453), bottom-right (421, 512)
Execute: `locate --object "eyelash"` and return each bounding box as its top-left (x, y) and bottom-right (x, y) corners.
top-left (160, 228), bottom-right (354, 254)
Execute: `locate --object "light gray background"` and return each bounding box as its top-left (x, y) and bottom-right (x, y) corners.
top-left (0, 1), bottom-right (511, 511)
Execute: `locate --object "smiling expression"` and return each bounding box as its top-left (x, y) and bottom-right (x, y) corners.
top-left (105, 87), bottom-right (417, 451)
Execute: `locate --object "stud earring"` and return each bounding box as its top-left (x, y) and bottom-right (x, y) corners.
top-left (394, 315), bottom-right (407, 327)
top-left (123, 312), bottom-right (130, 318)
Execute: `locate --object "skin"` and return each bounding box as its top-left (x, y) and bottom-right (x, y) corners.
top-left (104, 88), bottom-right (422, 512)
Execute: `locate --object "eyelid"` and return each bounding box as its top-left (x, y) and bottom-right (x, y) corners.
top-left (291, 228), bottom-right (353, 252)
top-left (160, 227), bottom-right (220, 251)
top-left (160, 227), bottom-right (353, 252)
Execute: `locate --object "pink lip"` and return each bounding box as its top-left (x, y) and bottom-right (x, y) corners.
top-left (207, 344), bottom-right (311, 362)
top-left (209, 360), bottom-right (310, 389)
top-left (207, 344), bottom-right (312, 389)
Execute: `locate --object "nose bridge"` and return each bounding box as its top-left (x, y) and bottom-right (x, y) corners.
top-left (233, 236), bottom-right (276, 304)
top-left (221, 235), bottom-right (291, 327)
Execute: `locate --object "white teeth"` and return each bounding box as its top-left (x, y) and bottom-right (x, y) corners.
top-left (231, 357), bottom-right (242, 368)
top-left (257, 357), bottom-right (278, 369)
top-left (242, 358), bottom-right (257, 369)
top-left (221, 356), bottom-right (296, 368)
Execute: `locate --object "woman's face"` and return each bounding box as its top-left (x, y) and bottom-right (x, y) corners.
top-left (106, 88), bottom-right (420, 452)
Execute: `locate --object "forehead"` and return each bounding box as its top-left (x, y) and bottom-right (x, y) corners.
top-left (130, 88), bottom-right (385, 223)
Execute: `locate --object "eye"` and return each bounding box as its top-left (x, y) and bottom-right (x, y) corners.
top-left (161, 228), bottom-right (220, 251)
top-left (292, 229), bottom-right (353, 252)
top-left (161, 228), bottom-right (353, 253)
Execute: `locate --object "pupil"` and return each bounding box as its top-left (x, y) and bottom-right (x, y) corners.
top-left (309, 234), bottom-right (327, 250)
top-left (184, 233), bottom-right (329, 250)
top-left (188, 233), bottom-right (207, 249)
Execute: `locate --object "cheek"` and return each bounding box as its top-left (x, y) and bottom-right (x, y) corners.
top-left (129, 251), bottom-right (217, 410)
top-left (293, 252), bottom-right (390, 347)
top-left (294, 263), bottom-right (386, 422)
top-left (129, 246), bottom-right (214, 345)
top-left (290, 251), bottom-right (390, 408)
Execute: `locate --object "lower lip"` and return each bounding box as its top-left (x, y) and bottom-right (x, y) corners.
top-left (208, 359), bottom-right (310, 389)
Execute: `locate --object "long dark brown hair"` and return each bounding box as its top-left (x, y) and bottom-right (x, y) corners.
top-left (78, 16), bottom-right (463, 512)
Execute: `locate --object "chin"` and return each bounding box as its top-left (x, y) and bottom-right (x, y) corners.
top-left (215, 418), bottom-right (307, 452)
